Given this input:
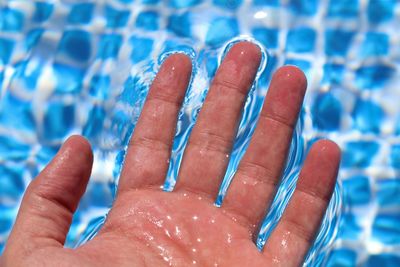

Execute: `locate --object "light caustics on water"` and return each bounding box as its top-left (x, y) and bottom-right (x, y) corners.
top-left (76, 38), bottom-right (342, 266)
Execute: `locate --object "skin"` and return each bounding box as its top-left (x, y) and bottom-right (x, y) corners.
top-left (1, 42), bottom-right (340, 267)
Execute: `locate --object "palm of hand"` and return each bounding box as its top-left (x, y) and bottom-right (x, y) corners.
top-left (2, 42), bottom-right (340, 267)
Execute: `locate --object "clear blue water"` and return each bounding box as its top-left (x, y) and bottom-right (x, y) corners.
top-left (0, 0), bottom-right (399, 266)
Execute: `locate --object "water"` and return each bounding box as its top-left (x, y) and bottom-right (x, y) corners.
top-left (0, 0), bottom-right (399, 266)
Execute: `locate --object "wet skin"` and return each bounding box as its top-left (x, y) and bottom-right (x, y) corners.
top-left (1, 42), bottom-right (340, 267)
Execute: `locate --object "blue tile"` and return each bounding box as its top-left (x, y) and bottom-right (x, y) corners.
top-left (352, 99), bottom-right (384, 133)
top-left (367, 0), bottom-right (395, 24)
top-left (68, 3), bottom-right (95, 24)
top-left (322, 64), bottom-right (345, 85)
top-left (25, 28), bottom-right (44, 50)
top-left (97, 34), bottom-right (123, 59)
top-left (341, 141), bottom-right (379, 168)
top-left (0, 8), bottom-right (24, 32)
top-left (142, 0), bottom-right (159, 4)
top-left (105, 5), bottom-right (131, 28)
top-left (83, 106), bottom-right (106, 139)
top-left (0, 92), bottom-right (36, 131)
top-left (130, 36), bottom-right (153, 63)
top-left (82, 182), bottom-right (113, 207)
top-left (0, 205), bottom-right (17, 234)
top-left (36, 144), bottom-right (60, 166)
top-left (119, 77), bottom-right (147, 105)
top-left (252, 27), bottom-right (279, 49)
top-left (135, 11), bottom-right (159, 31)
top-left (0, 135), bottom-right (30, 161)
top-left (376, 179), bottom-right (400, 207)
top-left (286, 27), bottom-right (316, 53)
top-left (326, 248), bottom-right (357, 267)
top-left (169, 0), bottom-right (203, 8)
top-left (206, 17), bottom-right (239, 47)
top-left (365, 254), bottom-right (400, 267)
top-left (312, 92), bottom-right (342, 131)
top-left (32, 2), bottom-right (53, 23)
top-left (0, 165), bottom-right (24, 204)
top-left (43, 102), bottom-right (75, 140)
top-left (355, 65), bottom-right (394, 90)
top-left (0, 38), bottom-right (15, 65)
top-left (325, 30), bottom-right (354, 56)
top-left (372, 214), bottom-right (400, 245)
top-left (288, 0), bottom-right (318, 16)
top-left (167, 12), bottom-right (191, 37)
top-left (213, 0), bottom-right (243, 10)
top-left (343, 176), bottom-right (371, 205)
top-left (253, 0), bottom-right (279, 6)
top-left (327, 0), bottom-right (359, 18)
top-left (337, 213), bottom-right (363, 240)
top-left (53, 63), bottom-right (85, 93)
top-left (390, 145), bottom-right (400, 169)
top-left (58, 30), bottom-right (92, 62)
top-left (360, 32), bottom-right (389, 58)
top-left (89, 75), bottom-right (111, 100)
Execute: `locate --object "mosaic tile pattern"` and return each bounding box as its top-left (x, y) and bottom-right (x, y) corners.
top-left (1, 0), bottom-right (400, 266)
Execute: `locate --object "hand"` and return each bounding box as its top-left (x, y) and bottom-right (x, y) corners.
top-left (1, 42), bottom-right (340, 267)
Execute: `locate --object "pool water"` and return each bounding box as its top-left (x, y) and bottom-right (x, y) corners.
top-left (0, 0), bottom-right (399, 266)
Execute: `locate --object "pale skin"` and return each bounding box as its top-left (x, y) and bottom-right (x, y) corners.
top-left (1, 42), bottom-right (340, 267)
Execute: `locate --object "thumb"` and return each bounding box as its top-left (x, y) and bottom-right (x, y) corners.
top-left (4, 135), bottom-right (93, 254)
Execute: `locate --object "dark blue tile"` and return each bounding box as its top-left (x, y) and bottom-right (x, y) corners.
top-left (136, 11), bottom-right (159, 31)
top-left (12, 60), bottom-right (43, 90)
top-left (325, 29), bottom-right (354, 56)
top-left (390, 145), bottom-right (400, 169)
top-left (0, 92), bottom-right (36, 131)
top-left (284, 59), bottom-right (311, 73)
top-left (167, 12), bottom-right (191, 37)
top-left (286, 27), bottom-right (316, 53)
top-left (130, 36), bottom-right (153, 63)
top-left (312, 92), bottom-right (342, 131)
top-left (367, 0), bottom-right (395, 24)
top-left (142, 0), bottom-right (159, 4)
top-left (97, 34), bottom-right (123, 59)
top-left (337, 213), bottom-right (363, 240)
top-left (0, 165), bottom-right (25, 204)
top-left (58, 30), bottom-right (92, 62)
top-left (252, 27), bottom-right (279, 49)
top-left (206, 17), bottom-right (239, 47)
top-left (68, 3), bottom-right (95, 24)
top-left (326, 248), bottom-right (357, 267)
top-left (352, 99), bottom-right (384, 133)
top-left (365, 254), bottom-right (400, 267)
top-left (105, 4), bottom-right (130, 28)
top-left (372, 214), bottom-right (400, 245)
top-left (119, 77), bottom-right (147, 106)
top-left (89, 75), bottom-right (111, 100)
top-left (288, 0), bottom-right (318, 16)
top-left (0, 37), bottom-right (15, 64)
top-left (0, 135), bottom-right (30, 161)
top-left (322, 64), bottom-right (345, 85)
top-left (43, 102), bottom-right (75, 140)
top-left (360, 32), bottom-right (389, 58)
top-left (341, 141), bottom-right (379, 168)
top-left (0, 8), bottom-right (24, 32)
top-left (355, 65), bottom-right (394, 90)
top-left (32, 2), bottom-right (53, 23)
top-left (53, 63), bottom-right (85, 93)
top-left (343, 176), bottom-right (371, 205)
top-left (327, 0), bottom-right (359, 18)
top-left (83, 106), bottom-right (106, 139)
top-left (213, 0), bottom-right (243, 10)
top-left (376, 179), bottom-right (400, 207)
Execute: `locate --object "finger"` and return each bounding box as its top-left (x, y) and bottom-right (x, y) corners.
top-left (118, 54), bottom-right (192, 192)
top-left (5, 135), bottom-right (93, 253)
top-left (263, 140), bottom-right (340, 267)
top-left (175, 42), bottom-right (261, 197)
top-left (222, 66), bottom-right (307, 231)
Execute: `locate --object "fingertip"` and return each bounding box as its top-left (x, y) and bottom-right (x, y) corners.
top-left (274, 65), bottom-right (308, 94)
top-left (229, 41), bottom-right (262, 63)
top-left (311, 139), bottom-right (341, 164)
top-left (163, 53), bottom-right (193, 73)
top-left (63, 135), bottom-right (93, 164)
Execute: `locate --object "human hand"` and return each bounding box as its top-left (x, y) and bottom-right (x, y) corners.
top-left (1, 42), bottom-right (340, 267)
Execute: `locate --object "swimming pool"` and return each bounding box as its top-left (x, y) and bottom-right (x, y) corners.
top-left (0, 0), bottom-right (399, 266)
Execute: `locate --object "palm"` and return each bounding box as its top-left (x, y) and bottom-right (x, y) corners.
top-left (2, 42), bottom-right (340, 267)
